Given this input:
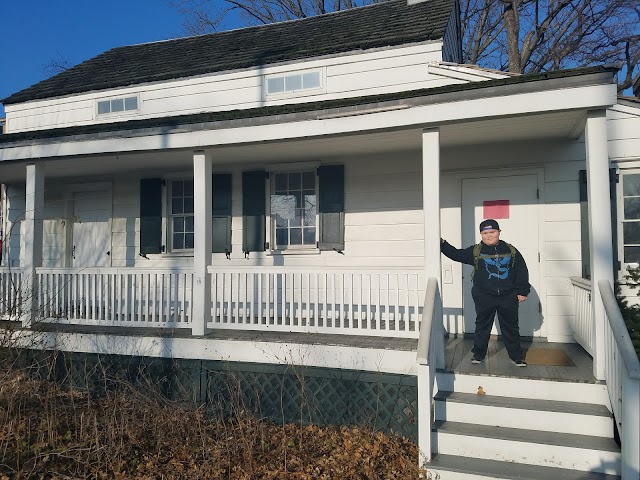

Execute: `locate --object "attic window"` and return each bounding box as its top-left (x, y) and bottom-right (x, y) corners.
top-left (97, 95), bottom-right (139, 115)
top-left (265, 70), bottom-right (323, 97)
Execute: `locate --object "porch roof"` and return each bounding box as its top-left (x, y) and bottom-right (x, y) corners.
top-left (2, 0), bottom-right (454, 105)
top-left (0, 65), bottom-right (618, 148)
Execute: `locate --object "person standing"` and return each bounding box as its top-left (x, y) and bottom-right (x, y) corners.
top-left (441, 219), bottom-right (530, 367)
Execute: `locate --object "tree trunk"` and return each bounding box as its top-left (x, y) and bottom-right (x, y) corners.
top-left (503, 0), bottom-right (523, 73)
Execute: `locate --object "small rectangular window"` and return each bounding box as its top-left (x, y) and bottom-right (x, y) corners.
top-left (96, 95), bottom-right (139, 115)
top-left (265, 69), bottom-right (323, 97)
top-left (170, 179), bottom-right (194, 251)
top-left (622, 173), bottom-right (640, 263)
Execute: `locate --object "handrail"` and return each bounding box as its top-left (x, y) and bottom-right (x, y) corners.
top-left (598, 280), bottom-right (640, 379)
top-left (417, 277), bottom-right (438, 365)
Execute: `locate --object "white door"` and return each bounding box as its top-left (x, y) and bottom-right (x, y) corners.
top-left (72, 190), bottom-right (111, 267)
top-left (461, 175), bottom-right (542, 337)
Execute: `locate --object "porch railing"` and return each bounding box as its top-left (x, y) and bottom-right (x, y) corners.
top-left (416, 277), bottom-right (445, 464)
top-left (207, 267), bottom-right (425, 337)
top-left (36, 268), bottom-right (194, 327)
top-left (598, 280), bottom-right (640, 479)
top-left (571, 276), bottom-right (595, 355)
top-left (0, 268), bottom-right (25, 321)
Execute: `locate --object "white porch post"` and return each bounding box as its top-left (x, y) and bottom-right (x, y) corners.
top-left (585, 110), bottom-right (614, 380)
top-left (417, 127), bottom-right (441, 464)
top-left (23, 163), bottom-right (44, 327)
top-left (192, 151), bottom-right (212, 336)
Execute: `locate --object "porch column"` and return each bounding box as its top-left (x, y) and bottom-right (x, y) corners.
top-left (585, 110), bottom-right (614, 380)
top-left (23, 163), bottom-right (44, 328)
top-left (192, 151), bottom-right (212, 336)
top-left (418, 127), bottom-right (442, 463)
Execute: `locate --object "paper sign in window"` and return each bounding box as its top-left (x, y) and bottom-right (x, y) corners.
top-left (483, 200), bottom-right (509, 219)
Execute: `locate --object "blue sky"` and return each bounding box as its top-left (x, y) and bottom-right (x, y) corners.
top-left (0, 0), bottom-right (230, 118)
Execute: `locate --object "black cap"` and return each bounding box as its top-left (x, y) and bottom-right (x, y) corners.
top-left (479, 219), bottom-right (500, 232)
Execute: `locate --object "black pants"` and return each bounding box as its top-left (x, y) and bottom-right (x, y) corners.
top-left (472, 290), bottom-right (523, 360)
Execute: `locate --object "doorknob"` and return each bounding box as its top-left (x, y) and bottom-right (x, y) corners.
top-left (72, 245), bottom-right (76, 259)
top-left (106, 251), bottom-right (110, 255)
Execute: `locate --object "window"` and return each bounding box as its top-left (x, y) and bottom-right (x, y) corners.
top-left (622, 173), bottom-right (640, 264)
top-left (271, 171), bottom-right (317, 250)
top-left (265, 70), bottom-right (322, 97)
top-left (97, 95), bottom-right (139, 115)
top-left (169, 179), bottom-right (194, 250)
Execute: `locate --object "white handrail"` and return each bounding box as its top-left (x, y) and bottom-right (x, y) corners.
top-left (416, 277), bottom-right (443, 466)
top-left (597, 280), bottom-right (640, 479)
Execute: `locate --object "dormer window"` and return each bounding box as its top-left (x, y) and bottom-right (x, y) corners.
top-left (265, 69), bottom-right (323, 98)
top-left (97, 95), bottom-right (139, 116)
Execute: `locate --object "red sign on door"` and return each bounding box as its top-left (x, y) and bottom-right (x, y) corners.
top-left (483, 200), bottom-right (509, 219)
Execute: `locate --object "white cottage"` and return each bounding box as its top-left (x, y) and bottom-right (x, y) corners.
top-left (1, 0), bottom-right (638, 477)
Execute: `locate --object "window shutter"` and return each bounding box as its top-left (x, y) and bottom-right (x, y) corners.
top-left (212, 174), bottom-right (232, 254)
top-left (140, 178), bottom-right (162, 255)
top-left (318, 164), bottom-right (345, 251)
top-left (242, 170), bottom-right (266, 252)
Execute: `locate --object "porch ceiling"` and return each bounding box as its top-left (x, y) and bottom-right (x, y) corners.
top-left (0, 110), bottom-right (584, 183)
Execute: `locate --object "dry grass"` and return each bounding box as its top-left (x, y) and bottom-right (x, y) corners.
top-left (0, 354), bottom-right (425, 479)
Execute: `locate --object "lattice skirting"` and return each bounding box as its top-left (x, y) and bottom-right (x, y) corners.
top-left (10, 349), bottom-right (418, 442)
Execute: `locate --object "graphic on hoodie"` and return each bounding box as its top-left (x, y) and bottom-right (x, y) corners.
top-left (483, 255), bottom-right (511, 280)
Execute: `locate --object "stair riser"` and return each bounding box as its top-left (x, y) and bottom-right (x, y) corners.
top-left (425, 469), bottom-right (497, 480)
top-left (434, 433), bottom-right (621, 474)
top-left (437, 373), bottom-right (610, 405)
top-left (434, 401), bottom-right (613, 437)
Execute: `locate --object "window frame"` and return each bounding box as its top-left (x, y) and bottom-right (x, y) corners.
top-left (96, 94), bottom-right (140, 117)
top-left (618, 169), bottom-right (640, 270)
top-left (264, 68), bottom-right (325, 101)
top-left (166, 178), bottom-right (195, 253)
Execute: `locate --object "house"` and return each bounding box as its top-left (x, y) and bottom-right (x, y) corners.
top-left (0, 0), bottom-right (638, 477)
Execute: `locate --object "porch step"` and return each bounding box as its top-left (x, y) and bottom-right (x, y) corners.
top-left (434, 391), bottom-right (614, 437)
top-left (426, 454), bottom-right (621, 480)
top-left (433, 420), bottom-right (621, 474)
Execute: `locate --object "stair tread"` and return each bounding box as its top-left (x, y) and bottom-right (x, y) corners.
top-left (435, 390), bottom-right (612, 417)
top-left (428, 453), bottom-right (621, 479)
top-left (435, 420), bottom-right (620, 452)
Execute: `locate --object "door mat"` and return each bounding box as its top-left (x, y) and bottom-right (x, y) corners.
top-left (524, 348), bottom-right (575, 366)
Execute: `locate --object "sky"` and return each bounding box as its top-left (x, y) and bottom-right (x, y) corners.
top-left (0, 0), bottom-right (233, 118)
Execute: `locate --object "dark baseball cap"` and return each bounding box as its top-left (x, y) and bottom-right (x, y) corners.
top-left (479, 219), bottom-right (500, 232)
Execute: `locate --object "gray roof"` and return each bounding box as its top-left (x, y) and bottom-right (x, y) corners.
top-left (2, 0), bottom-right (455, 105)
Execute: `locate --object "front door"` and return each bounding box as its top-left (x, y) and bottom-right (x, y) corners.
top-left (72, 190), bottom-right (111, 267)
top-left (461, 174), bottom-right (542, 337)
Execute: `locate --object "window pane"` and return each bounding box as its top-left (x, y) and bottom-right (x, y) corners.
top-left (302, 72), bottom-right (321, 89)
top-left (624, 174), bottom-right (640, 196)
top-left (267, 77), bottom-right (284, 94)
top-left (289, 172), bottom-right (301, 189)
top-left (302, 172), bottom-right (315, 189)
top-left (183, 197), bottom-right (194, 214)
top-left (276, 228), bottom-right (288, 247)
top-left (303, 228), bottom-right (315, 245)
top-left (173, 181), bottom-right (184, 196)
top-left (173, 217), bottom-right (185, 233)
top-left (294, 192), bottom-right (302, 208)
top-left (272, 195), bottom-right (295, 220)
top-left (184, 233), bottom-right (194, 249)
top-left (184, 180), bottom-right (194, 196)
top-left (290, 210), bottom-right (302, 227)
top-left (275, 213), bottom-right (287, 227)
top-left (185, 215), bottom-right (194, 232)
top-left (625, 246), bottom-right (640, 263)
top-left (275, 173), bottom-right (287, 191)
top-left (173, 234), bottom-right (184, 250)
top-left (625, 198), bottom-right (640, 220)
top-left (623, 222), bottom-right (640, 244)
top-left (111, 98), bottom-right (124, 112)
top-left (124, 96), bottom-right (138, 111)
top-left (285, 74), bottom-right (302, 91)
top-left (290, 228), bottom-right (302, 245)
top-left (304, 200), bottom-right (316, 226)
top-left (172, 198), bottom-right (183, 214)
top-left (97, 101), bottom-right (110, 114)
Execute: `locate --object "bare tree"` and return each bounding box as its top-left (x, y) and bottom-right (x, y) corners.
top-left (43, 52), bottom-right (74, 77)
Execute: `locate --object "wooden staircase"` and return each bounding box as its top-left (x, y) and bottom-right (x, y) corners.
top-left (426, 371), bottom-right (621, 479)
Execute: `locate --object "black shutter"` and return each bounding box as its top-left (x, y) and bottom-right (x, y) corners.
top-left (242, 170), bottom-right (266, 252)
top-left (212, 174), bottom-right (232, 254)
top-left (140, 178), bottom-right (162, 255)
top-left (318, 164), bottom-right (345, 251)
top-left (579, 168), bottom-right (618, 279)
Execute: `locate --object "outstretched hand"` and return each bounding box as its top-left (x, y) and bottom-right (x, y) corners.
top-left (517, 295), bottom-right (527, 302)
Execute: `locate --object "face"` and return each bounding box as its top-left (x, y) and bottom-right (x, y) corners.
top-left (480, 228), bottom-right (500, 246)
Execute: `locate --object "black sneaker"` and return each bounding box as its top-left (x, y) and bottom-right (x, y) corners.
top-left (511, 358), bottom-right (527, 367)
top-left (471, 356), bottom-right (483, 364)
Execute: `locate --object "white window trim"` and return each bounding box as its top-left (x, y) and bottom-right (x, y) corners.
top-left (264, 68), bottom-right (325, 101)
top-left (162, 176), bottom-right (195, 255)
top-left (617, 167), bottom-right (640, 271)
top-left (96, 94), bottom-right (140, 118)
top-left (267, 162), bottom-right (320, 254)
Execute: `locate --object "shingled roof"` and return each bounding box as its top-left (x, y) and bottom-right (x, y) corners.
top-left (2, 0), bottom-right (455, 105)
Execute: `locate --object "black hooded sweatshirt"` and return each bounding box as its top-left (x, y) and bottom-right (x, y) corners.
top-left (441, 239), bottom-right (530, 297)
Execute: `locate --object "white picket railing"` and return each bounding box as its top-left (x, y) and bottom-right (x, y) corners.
top-left (208, 267), bottom-right (425, 337)
top-left (36, 267), bottom-right (194, 327)
top-left (597, 280), bottom-right (640, 480)
top-left (571, 276), bottom-right (595, 355)
top-left (0, 268), bottom-right (25, 321)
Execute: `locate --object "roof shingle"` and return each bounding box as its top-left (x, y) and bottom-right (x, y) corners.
top-left (2, 0), bottom-right (454, 105)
